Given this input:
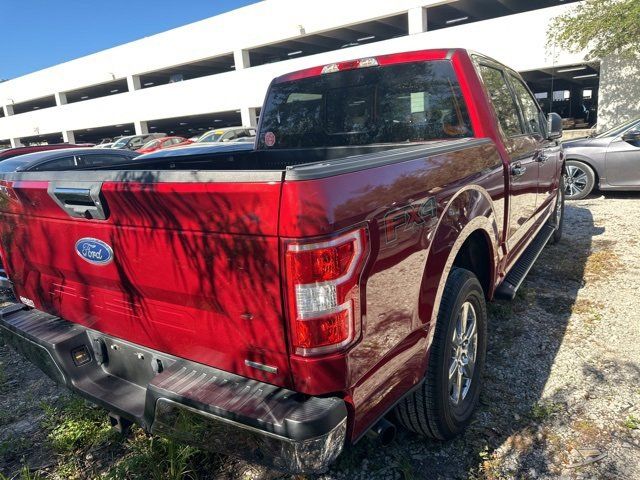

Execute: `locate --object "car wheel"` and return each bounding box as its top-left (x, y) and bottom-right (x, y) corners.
top-left (395, 267), bottom-right (487, 440)
top-left (564, 160), bottom-right (595, 200)
top-left (547, 174), bottom-right (565, 245)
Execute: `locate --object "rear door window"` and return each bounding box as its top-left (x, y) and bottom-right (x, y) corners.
top-left (477, 64), bottom-right (523, 137)
top-left (259, 60), bottom-right (473, 149)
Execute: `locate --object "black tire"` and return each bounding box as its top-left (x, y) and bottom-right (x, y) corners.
top-left (565, 160), bottom-right (595, 200)
top-left (395, 267), bottom-right (487, 440)
top-left (547, 174), bottom-right (565, 245)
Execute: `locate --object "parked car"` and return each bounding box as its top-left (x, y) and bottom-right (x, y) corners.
top-left (173, 126), bottom-right (256, 147)
top-left (94, 142), bottom-right (115, 149)
top-left (110, 133), bottom-right (166, 151)
top-left (0, 48), bottom-right (564, 474)
top-left (0, 144), bottom-right (92, 161)
top-left (0, 148), bottom-right (139, 172)
top-left (562, 117), bottom-right (640, 199)
top-left (136, 136), bottom-right (187, 154)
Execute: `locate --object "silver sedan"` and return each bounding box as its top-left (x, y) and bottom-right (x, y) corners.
top-left (562, 117), bottom-right (640, 199)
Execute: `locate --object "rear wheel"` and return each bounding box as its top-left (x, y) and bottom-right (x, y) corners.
top-left (565, 160), bottom-right (595, 200)
top-left (395, 268), bottom-right (487, 440)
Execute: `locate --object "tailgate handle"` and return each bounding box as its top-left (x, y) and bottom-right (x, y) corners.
top-left (49, 183), bottom-right (108, 220)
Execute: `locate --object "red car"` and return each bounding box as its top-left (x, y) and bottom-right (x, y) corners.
top-left (0, 49), bottom-right (564, 473)
top-left (0, 143), bottom-right (93, 161)
top-left (136, 136), bottom-right (187, 154)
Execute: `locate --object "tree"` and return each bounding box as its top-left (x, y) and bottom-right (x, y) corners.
top-left (548, 0), bottom-right (640, 59)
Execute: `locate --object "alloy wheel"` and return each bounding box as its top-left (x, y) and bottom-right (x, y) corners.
top-left (565, 165), bottom-right (588, 197)
top-left (449, 301), bottom-right (478, 406)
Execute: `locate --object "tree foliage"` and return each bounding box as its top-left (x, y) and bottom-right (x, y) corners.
top-left (548, 0), bottom-right (640, 59)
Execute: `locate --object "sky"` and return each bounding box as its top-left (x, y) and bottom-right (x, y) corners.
top-left (0, 0), bottom-right (260, 80)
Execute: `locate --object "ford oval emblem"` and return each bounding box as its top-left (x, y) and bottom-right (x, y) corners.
top-left (75, 238), bottom-right (114, 265)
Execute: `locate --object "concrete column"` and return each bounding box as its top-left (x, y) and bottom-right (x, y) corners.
top-left (9, 138), bottom-right (22, 148)
top-left (234, 49), bottom-right (251, 70)
top-left (54, 92), bottom-right (67, 106)
top-left (62, 130), bottom-right (76, 144)
top-left (127, 75), bottom-right (141, 92)
top-left (3, 104), bottom-right (14, 116)
top-left (134, 120), bottom-right (149, 135)
top-left (408, 7), bottom-right (428, 34)
top-left (240, 107), bottom-right (258, 127)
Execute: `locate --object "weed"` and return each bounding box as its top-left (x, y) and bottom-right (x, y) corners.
top-left (105, 429), bottom-right (198, 480)
top-left (529, 401), bottom-right (562, 422)
top-left (623, 414), bottom-right (640, 430)
top-left (392, 450), bottom-right (415, 480)
top-left (41, 397), bottom-right (114, 453)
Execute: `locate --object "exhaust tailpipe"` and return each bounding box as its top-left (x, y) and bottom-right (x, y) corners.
top-left (366, 418), bottom-right (396, 446)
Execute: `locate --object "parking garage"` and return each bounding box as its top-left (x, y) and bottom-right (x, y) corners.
top-left (138, 54), bottom-right (235, 89)
top-left (145, 110), bottom-right (246, 138)
top-left (521, 62), bottom-right (600, 130)
top-left (247, 14), bottom-right (408, 66)
top-left (72, 124), bottom-right (136, 145)
top-left (63, 79), bottom-right (129, 104)
top-left (426, 0), bottom-right (581, 30)
top-left (11, 95), bottom-right (57, 115)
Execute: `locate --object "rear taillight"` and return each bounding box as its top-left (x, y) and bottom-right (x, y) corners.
top-left (284, 228), bottom-right (368, 356)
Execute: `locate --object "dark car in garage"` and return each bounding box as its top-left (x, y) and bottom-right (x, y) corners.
top-left (0, 143), bottom-right (94, 161)
top-left (563, 117), bottom-right (640, 199)
top-left (0, 148), bottom-right (139, 172)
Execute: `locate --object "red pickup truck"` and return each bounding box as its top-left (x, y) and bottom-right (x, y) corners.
top-left (0, 49), bottom-right (564, 473)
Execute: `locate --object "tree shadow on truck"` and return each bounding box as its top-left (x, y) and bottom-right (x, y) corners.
top-left (329, 202), bottom-right (600, 479)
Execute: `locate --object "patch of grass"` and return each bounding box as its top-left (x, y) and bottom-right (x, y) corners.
top-left (105, 429), bottom-right (198, 480)
top-left (584, 248), bottom-right (623, 281)
top-left (572, 419), bottom-right (602, 440)
top-left (623, 414), bottom-right (640, 430)
top-left (488, 301), bottom-right (513, 321)
top-left (0, 434), bottom-right (33, 464)
top-left (41, 396), bottom-right (115, 453)
top-left (0, 466), bottom-right (44, 480)
top-left (529, 401), bottom-right (563, 422)
top-left (392, 450), bottom-right (415, 480)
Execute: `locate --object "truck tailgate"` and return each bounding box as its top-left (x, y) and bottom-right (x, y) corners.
top-left (0, 172), bottom-right (292, 387)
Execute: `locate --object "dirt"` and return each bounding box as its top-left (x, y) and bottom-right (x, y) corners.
top-left (1, 192), bottom-right (639, 480)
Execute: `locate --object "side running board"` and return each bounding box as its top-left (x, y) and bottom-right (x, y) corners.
top-left (495, 224), bottom-right (555, 300)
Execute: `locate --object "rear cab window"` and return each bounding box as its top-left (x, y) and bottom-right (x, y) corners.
top-left (258, 60), bottom-right (473, 149)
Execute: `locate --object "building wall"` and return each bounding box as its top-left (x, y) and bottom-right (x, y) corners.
top-left (0, 1), bottom-right (585, 143)
top-left (597, 54), bottom-right (640, 132)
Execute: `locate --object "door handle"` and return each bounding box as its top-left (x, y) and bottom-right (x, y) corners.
top-left (510, 163), bottom-right (527, 177)
top-left (536, 151), bottom-right (549, 163)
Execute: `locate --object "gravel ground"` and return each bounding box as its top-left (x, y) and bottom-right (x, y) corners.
top-left (1, 192), bottom-right (639, 480)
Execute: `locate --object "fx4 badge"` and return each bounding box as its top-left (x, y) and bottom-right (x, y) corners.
top-left (383, 197), bottom-right (438, 244)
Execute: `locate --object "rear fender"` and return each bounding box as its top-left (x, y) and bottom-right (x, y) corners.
top-left (417, 186), bottom-right (500, 353)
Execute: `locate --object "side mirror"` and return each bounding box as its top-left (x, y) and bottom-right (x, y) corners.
top-left (622, 129), bottom-right (640, 143)
top-left (547, 112), bottom-right (563, 140)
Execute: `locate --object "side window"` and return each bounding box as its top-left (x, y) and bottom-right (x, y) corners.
top-left (478, 64), bottom-right (523, 137)
top-left (33, 156), bottom-right (77, 171)
top-left (223, 131), bottom-right (237, 141)
top-left (76, 154), bottom-right (125, 168)
top-left (509, 74), bottom-right (545, 136)
top-left (161, 139), bottom-right (173, 147)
